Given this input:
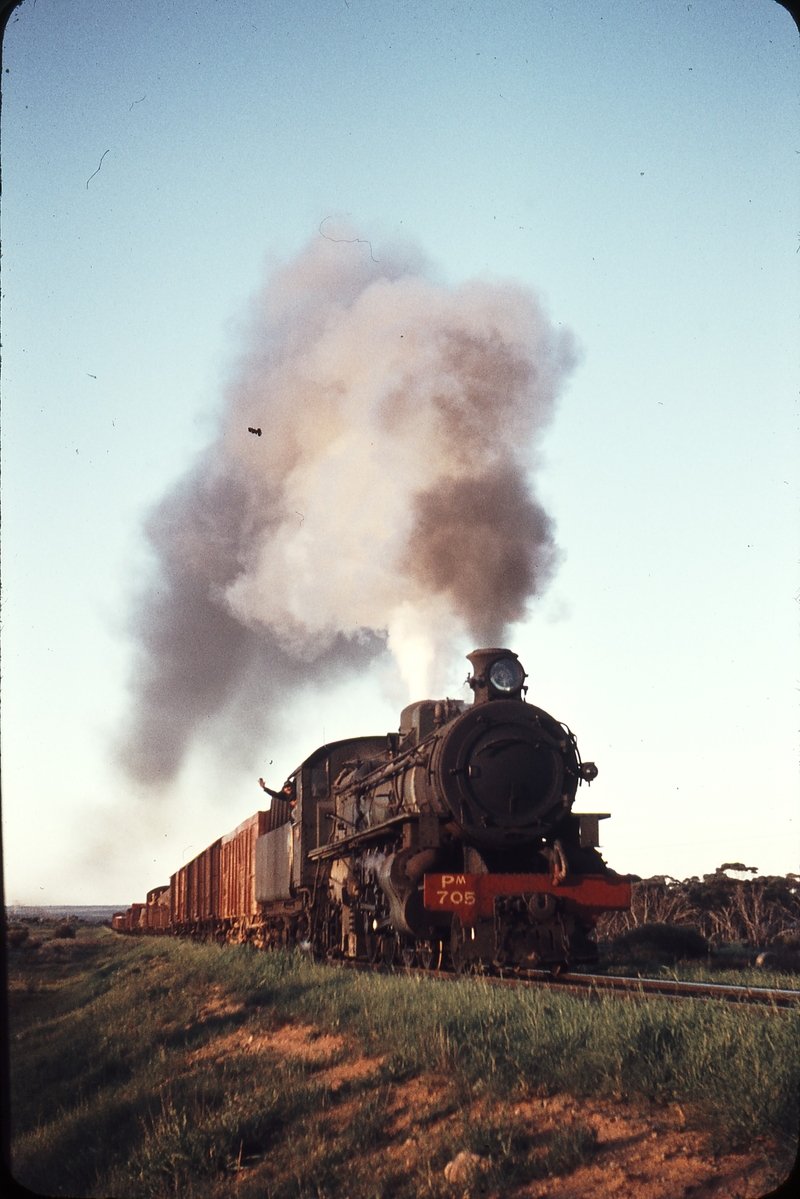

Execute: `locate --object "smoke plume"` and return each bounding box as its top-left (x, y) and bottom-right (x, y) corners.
top-left (118, 229), bottom-right (575, 784)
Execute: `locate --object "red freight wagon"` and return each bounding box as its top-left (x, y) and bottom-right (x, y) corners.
top-left (170, 839), bottom-right (221, 932)
top-left (144, 884), bottom-right (171, 932)
top-left (169, 867), bottom-right (184, 927)
top-left (219, 811), bottom-right (269, 924)
top-left (129, 903), bottom-right (146, 932)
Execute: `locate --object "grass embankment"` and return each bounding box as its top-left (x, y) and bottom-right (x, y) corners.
top-left (8, 926), bottom-right (799, 1198)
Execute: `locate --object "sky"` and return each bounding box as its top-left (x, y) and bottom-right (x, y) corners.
top-left (1, 0), bottom-right (798, 906)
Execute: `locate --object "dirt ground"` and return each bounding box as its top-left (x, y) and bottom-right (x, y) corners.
top-left (187, 1013), bottom-right (795, 1199)
top-left (492, 1093), bottom-right (785, 1199)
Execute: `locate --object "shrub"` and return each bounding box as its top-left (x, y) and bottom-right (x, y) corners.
top-left (52, 923), bottom-right (76, 940)
top-left (7, 926), bottom-right (29, 948)
top-left (756, 948), bottom-right (800, 974)
top-left (614, 922), bottom-right (709, 962)
top-left (771, 929), bottom-right (800, 951)
top-left (597, 872), bottom-right (800, 946)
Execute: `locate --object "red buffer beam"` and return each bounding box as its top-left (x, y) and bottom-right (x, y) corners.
top-left (423, 872), bottom-right (632, 926)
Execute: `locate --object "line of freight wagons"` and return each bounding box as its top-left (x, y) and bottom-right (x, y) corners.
top-left (111, 796), bottom-right (296, 943)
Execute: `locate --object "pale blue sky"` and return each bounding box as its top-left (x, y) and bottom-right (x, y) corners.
top-left (2, 0), bottom-right (797, 903)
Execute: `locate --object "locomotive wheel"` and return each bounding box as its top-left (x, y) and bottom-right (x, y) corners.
top-left (450, 917), bottom-right (470, 974)
top-left (294, 914), bottom-right (310, 948)
top-left (400, 939), bottom-right (416, 968)
top-left (417, 938), bottom-right (443, 970)
top-left (492, 948), bottom-right (511, 974)
top-left (380, 933), bottom-right (398, 967)
top-left (417, 939), bottom-right (433, 969)
top-left (312, 903), bottom-right (340, 961)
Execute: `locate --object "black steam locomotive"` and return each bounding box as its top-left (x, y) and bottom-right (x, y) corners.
top-left (115, 648), bottom-right (630, 973)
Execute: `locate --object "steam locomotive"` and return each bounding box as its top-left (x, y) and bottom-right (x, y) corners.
top-left (114, 648), bottom-right (631, 973)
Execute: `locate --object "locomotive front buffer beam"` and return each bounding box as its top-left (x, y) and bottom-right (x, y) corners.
top-left (424, 872), bottom-right (632, 926)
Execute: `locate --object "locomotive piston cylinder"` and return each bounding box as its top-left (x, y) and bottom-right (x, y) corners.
top-left (377, 847), bottom-right (442, 936)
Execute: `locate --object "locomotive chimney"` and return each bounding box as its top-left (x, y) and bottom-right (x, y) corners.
top-left (466, 648), bottom-right (526, 705)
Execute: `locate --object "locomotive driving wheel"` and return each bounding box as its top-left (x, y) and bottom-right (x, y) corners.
top-left (450, 917), bottom-right (487, 975)
top-left (379, 932), bottom-right (398, 967)
top-left (450, 916), bottom-right (470, 974)
top-left (417, 938), bottom-right (443, 970)
top-left (311, 901), bottom-right (340, 961)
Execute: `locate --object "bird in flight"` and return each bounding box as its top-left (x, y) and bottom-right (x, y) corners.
top-left (248, 427), bottom-right (262, 436)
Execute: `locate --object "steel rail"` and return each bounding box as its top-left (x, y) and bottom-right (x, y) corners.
top-left (334, 958), bottom-right (800, 1009)
top-left (507, 969), bottom-right (800, 1009)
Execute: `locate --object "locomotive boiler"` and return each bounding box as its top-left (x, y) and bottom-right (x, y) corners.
top-left (115, 648), bottom-right (631, 974)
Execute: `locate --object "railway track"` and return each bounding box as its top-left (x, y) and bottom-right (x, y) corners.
top-left (494, 968), bottom-right (800, 1009)
top-left (338, 958), bottom-right (800, 1008)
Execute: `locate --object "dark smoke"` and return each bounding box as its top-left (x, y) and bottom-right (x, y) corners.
top-left (118, 456), bottom-right (384, 784)
top-left (403, 474), bottom-right (559, 647)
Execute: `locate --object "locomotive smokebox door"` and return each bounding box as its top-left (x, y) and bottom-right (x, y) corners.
top-left (434, 700), bottom-right (576, 850)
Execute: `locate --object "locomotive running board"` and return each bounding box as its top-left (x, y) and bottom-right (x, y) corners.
top-left (307, 813), bottom-right (414, 861)
top-left (423, 872), bottom-right (632, 925)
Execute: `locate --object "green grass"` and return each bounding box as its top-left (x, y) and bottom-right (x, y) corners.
top-left (590, 954), bottom-right (800, 991)
top-left (8, 925), bottom-right (799, 1197)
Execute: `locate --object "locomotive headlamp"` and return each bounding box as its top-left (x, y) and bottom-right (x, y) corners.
top-left (488, 657), bottom-right (525, 693)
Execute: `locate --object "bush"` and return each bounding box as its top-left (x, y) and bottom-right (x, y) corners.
top-left (7, 926), bottom-right (30, 948)
top-left (771, 929), bottom-right (800, 951)
top-left (52, 923), bottom-right (76, 940)
top-left (614, 922), bottom-right (709, 963)
top-left (597, 873), bottom-right (800, 947)
top-left (756, 948), bottom-right (800, 974)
